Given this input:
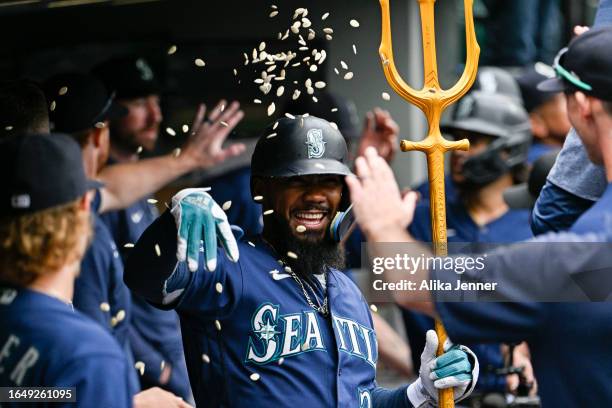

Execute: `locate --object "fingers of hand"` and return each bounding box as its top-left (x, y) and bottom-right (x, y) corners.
top-left (433, 373), bottom-right (472, 389)
top-left (201, 208), bottom-right (218, 271)
top-left (186, 209), bottom-right (203, 272)
top-left (190, 104), bottom-right (206, 135)
top-left (421, 329), bottom-right (439, 361)
top-left (430, 349), bottom-right (471, 380)
top-left (207, 99), bottom-right (228, 122)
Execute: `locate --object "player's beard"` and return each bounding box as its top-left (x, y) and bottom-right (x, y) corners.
top-left (266, 212), bottom-right (345, 278)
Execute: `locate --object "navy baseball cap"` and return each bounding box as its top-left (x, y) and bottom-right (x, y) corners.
top-left (538, 26), bottom-right (612, 102)
top-left (43, 72), bottom-right (127, 134)
top-left (0, 133), bottom-right (102, 216)
top-left (517, 63), bottom-right (558, 113)
top-left (93, 56), bottom-right (162, 100)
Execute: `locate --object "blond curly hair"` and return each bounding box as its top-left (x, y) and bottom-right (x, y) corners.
top-left (0, 199), bottom-right (92, 287)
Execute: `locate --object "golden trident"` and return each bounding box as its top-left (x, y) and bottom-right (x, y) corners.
top-left (378, 0), bottom-right (480, 407)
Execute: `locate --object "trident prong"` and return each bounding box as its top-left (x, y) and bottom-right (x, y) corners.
top-left (378, 1), bottom-right (480, 408)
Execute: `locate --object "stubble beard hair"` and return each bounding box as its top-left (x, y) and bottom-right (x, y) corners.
top-left (266, 213), bottom-right (345, 279)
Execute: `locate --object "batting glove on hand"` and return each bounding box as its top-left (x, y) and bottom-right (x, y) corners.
top-left (171, 188), bottom-right (239, 272)
top-left (407, 330), bottom-right (479, 407)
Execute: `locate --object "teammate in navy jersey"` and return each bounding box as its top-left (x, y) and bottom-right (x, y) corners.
top-left (94, 56), bottom-right (246, 396)
top-left (125, 115), bottom-right (479, 407)
top-left (43, 71), bottom-right (243, 404)
top-left (349, 26), bottom-right (612, 407)
top-left (0, 133), bottom-right (133, 408)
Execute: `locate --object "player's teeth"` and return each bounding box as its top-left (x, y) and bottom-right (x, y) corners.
top-left (215, 283), bottom-right (223, 294)
top-left (215, 320), bottom-right (222, 331)
top-left (202, 354), bottom-right (211, 364)
top-left (250, 373), bottom-right (260, 381)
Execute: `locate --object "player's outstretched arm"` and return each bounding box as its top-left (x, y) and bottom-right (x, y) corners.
top-left (98, 100), bottom-right (245, 213)
top-left (371, 330), bottom-right (479, 407)
top-left (124, 188), bottom-right (239, 307)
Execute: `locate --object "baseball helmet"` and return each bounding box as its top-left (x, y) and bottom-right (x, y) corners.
top-left (251, 115), bottom-right (352, 206)
top-left (471, 66), bottom-right (523, 106)
top-left (442, 91), bottom-right (532, 186)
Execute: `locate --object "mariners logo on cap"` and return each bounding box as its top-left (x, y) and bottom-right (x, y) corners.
top-left (135, 58), bottom-right (154, 81)
top-left (305, 128), bottom-right (326, 159)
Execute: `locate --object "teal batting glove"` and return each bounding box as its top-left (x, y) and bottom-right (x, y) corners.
top-left (171, 188), bottom-right (239, 272)
top-left (407, 330), bottom-right (479, 407)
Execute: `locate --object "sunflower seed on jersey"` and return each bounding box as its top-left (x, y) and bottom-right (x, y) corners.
top-left (269, 10), bottom-right (278, 18)
top-left (250, 373), bottom-right (260, 382)
top-left (344, 72), bottom-right (354, 80)
top-left (276, 86), bottom-right (285, 97)
top-left (215, 320), bottom-right (222, 331)
top-left (267, 102), bottom-right (276, 116)
top-left (124, 243), bottom-right (135, 248)
top-left (172, 148), bottom-right (181, 157)
top-left (116, 309), bottom-right (126, 322)
top-left (263, 209), bottom-right (274, 215)
top-left (167, 45), bottom-right (177, 55)
top-left (182, 124), bottom-right (189, 133)
top-left (166, 127), bottom-right (176, 136)
top-left (202, 354), bottom-right (211, 363)
top-left (331, 108), bottom-right (338, 112)
top-left (160, 360), bottom-right (165, 371)
top-left (314, 163), bottom-right (326, 170)
top-left (136, 146), bottom-right (143, 154)
top-left (284, 266), bottom-right (292, 272)
top-left (254, 195), bottom-right (264, 201)
top-left (315, 81), bottom-right (326, 89)
top-left (350, 19), bottom-right (360, 28)
top-left (322, 12), bottom-right (330, 20)
top-left (49, 100), bottom-right (56, 111)
top-left (215, 282), bottom-right (223, 294)
top-left (220, 121), bottom-right (229, 127)
top-left (135, 361), bottom-right (145, 376)
top-left (221, 201), bottom-right (232, 211)
top-left (154, 244), bottom-right (161, 257)
top-left (110, 317), bottom-right (118, 327)
top-left (285, 113), bottom-right (295, 119)
top-left (100, 302), bottom-right (110, 312)
top-left (287, 251), bottom-right (298, 259)
top-left (248, 241), bottom-right (256, 247)
top-left (353, 44), bottom-right (358, 54)
top-left (369, 304), bottom-right (379, 313)
top-left (296, 225), bottom-right (307, 233)
top-left (278, 357), bottom-right (285, 365)
top-left (195, 58), bottom-right (206, 67)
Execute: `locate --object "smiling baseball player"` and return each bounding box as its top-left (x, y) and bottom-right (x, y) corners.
top-left (124, 116), bottom-right (479, 407)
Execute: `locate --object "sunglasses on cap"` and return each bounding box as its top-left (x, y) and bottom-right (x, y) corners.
top-left (553, 47), bottom-right (593, 92)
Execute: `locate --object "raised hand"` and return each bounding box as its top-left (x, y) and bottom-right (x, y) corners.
top-left (181, 100), bottom-right (246, 169)
top-left (356, 108), bottom-right (399, 163)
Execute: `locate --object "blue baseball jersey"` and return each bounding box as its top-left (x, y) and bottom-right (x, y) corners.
top-left (527, 142), bottom-right (555, 164)
top-left (433, 183), bottom-right (612, 406)
top-left (100, 189), bottom-right (190, 398)
top-left (0, 286), bottom-right (132, 408)
top-left (405, 199), bottom-right (532, 391)
top-left (125, 211), bottom-right (413, 407)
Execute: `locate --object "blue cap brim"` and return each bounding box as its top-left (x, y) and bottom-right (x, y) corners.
top-left (86, 179), bottom-right (104, 191)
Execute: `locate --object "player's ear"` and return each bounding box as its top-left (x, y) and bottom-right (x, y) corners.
top-left (574, 92), bottom-right (592, 120)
